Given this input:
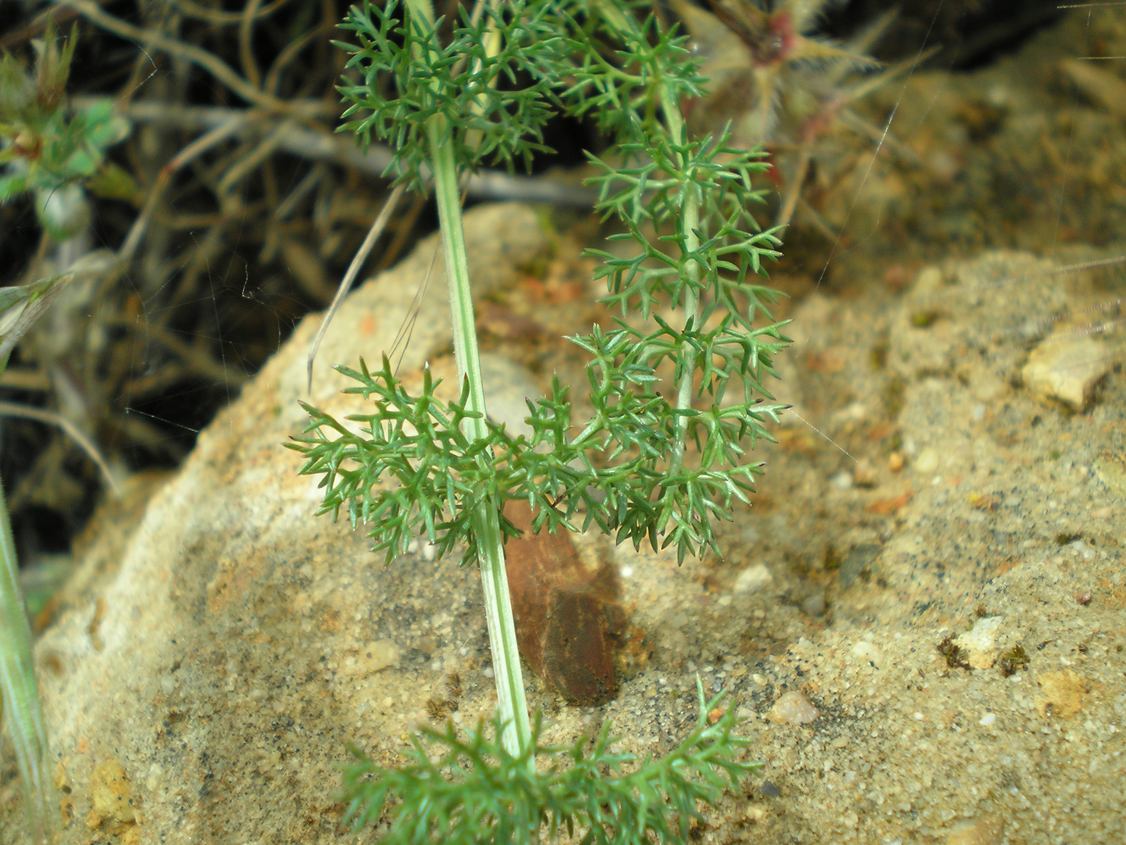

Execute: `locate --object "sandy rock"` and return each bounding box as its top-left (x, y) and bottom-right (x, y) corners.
top-left (3, 15), bottom-right (1125, 841)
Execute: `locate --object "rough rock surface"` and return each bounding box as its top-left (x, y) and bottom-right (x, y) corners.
top-left (1, 203), bottom-right (553, 843)
top-left (4, 229), bottom-right (1123, 844)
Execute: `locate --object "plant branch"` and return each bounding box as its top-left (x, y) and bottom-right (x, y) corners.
top-left (659, 87), bottom-right (702, 472)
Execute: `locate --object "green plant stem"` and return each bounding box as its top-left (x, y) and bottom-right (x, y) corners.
top-left (405, 0), bottom-right (532, 764)
top-left (0, 475), bottom-right (55, 843)
top-left (593, 0), bottom-right (703, 472)
top-left (660, 89), bottom-right (702, 472)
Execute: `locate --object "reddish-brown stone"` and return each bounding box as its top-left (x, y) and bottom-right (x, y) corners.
top-left (502, 500), bottom-right (625, 704)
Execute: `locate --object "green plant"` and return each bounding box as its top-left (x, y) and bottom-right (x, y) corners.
top-left (342, 682), bottom-right (751, 844)
top-left (0, 275), bottom-right (72, 844)
top-left (0, 23), bottom-right (129, 240)
top-left (291, 0), bottom-right (789, 840)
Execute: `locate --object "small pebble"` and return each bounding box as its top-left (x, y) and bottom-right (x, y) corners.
top-left (915, 447), bottom-right (940, 474)
top-left (852, 460), bottom-right (878, 488)
top-left (734, 564), bottom-right (774, 594)
top-left (953, 616), bottom-right (1004, 670)
top-left (768, 690), bottom-right (818, 725)
top-left (1093, 453), bottom-right (1126, 497)
top-left (1021, 333), bottom-right (1109, 411)
top-left (801, 591), bottom-right (827, 617)
top-left (1069, 540), bottom-right (1095, 561)
top-left (758, 781), bottom-right (781, 798)
top-left (745, 805), bottom-right (767, 823)
top-left (888, 452), bottom-right (905, 472)
top-left (945, 815), bottom-right (1004, 845)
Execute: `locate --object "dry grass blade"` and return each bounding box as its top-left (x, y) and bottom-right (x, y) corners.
top-left (306, 183), bottom-right (406, 394)
top-left (0, 401), bottom-right (119, 495)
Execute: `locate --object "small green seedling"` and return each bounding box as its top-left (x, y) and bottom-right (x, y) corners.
top-left (0, 23), bottom-right (129, 240)
top-left (291, 1), bottom-right (790, 841)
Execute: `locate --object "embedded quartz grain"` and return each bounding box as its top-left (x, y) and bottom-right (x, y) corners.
top-left (944, 815), bottom-right (1005, 845)
top-left (88, 759), bottom-right (136, 829)
top-left (734, 564), bottom-right (775, 594)
top-left (953, 616), bottom-right (1005, 670)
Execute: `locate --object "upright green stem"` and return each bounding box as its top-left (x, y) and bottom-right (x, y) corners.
top-left (432, 130), bottom-right (532, 761)
top-left (0, 475), bottom-right (55, 842)
top-left (405, 0), bottom-right (532, 763)
top-left (660, 90), bottom-right (702, 471)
